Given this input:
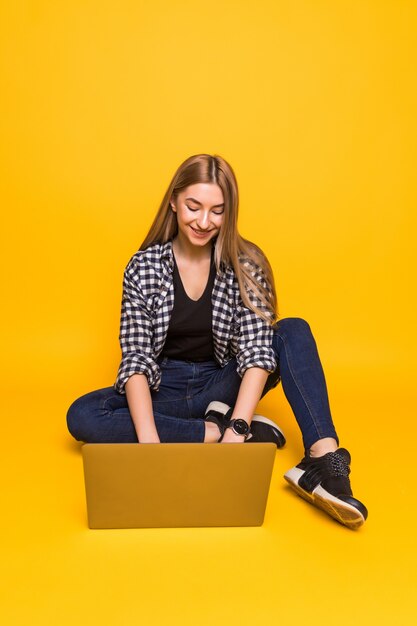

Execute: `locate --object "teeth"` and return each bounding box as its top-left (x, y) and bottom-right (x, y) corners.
top-left (191, 227), bottom-right (210, 235)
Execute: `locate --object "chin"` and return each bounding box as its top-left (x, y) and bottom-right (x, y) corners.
top-left (190, 239), bottom-right (212, 247)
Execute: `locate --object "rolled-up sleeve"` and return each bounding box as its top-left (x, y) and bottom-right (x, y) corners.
top-left (235, 266), bottom-right (277, 378)
top-left (236, 310), bottom-right (277, 378)
top-left (114, 260), bottom-right (161, 394)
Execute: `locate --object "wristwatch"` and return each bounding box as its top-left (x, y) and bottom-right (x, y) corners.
top-left (227, 418), bottom-right (251, 439)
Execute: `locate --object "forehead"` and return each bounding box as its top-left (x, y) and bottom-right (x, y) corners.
top-left (180, 183), bottom-right (224, 205)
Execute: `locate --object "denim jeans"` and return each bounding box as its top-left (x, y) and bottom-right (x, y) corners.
top-left (66, 317), bottom-right (339, 451)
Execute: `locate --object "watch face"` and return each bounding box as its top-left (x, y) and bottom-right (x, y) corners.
top-left (233, 419), bottom-right (250, 435)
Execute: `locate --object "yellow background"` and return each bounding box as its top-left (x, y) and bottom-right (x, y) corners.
top-left (1, 1), bottom-right (416, 624)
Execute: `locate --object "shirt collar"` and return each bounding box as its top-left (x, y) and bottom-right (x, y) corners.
top-left (160, 240), bottom-right (174, 271)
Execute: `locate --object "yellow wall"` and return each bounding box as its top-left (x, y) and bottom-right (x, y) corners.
top-left (1, 2), bottom-right (416, 625)
top-left (2, 0), bottom-right (415, 397)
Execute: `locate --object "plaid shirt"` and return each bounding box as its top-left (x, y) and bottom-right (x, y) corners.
top-left (114, 239), bottom-right (277, 394)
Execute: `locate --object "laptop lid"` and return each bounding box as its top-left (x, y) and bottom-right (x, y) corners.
top-left (81, 442), bottom-right (277, 528)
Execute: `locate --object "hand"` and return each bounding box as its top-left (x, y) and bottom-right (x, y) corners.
top-left (220, 427), bottom-right (246, 443)
top-left (138, 433), bottom-right (161, 443)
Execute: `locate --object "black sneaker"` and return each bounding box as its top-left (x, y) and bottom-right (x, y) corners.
top-left (204, 401), bottom-right (285, 447)
top-left (284, 448), bottom-right (368, 529)
top-left (246, 414), bottom-right (286, 448)
top-left (204, 401), bottom-right (233, 442)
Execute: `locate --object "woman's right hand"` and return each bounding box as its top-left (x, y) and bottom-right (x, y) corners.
top-left (138, 433), bottom-right (161, 444)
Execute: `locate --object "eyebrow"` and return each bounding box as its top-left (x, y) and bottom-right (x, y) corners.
top-left (185, 196), bottom-right (224, 208)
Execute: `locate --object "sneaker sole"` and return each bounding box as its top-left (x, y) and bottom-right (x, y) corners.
top-left (284, 467), bottom-right (366, 530)
top-left (249, 414), bottom-right (286, 447)
top-left (205, 401), bottom-right (231, 415)
top-left (252, 414), bottom-right (285, 439)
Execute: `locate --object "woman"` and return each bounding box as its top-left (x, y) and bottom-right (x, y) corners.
top-left (67, 153), bottom-right (368, 529)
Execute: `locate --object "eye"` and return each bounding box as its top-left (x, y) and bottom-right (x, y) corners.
top-left (213, 210), bottom-right (224, 215)
top-left (186, 205), bottom-right (198, 212)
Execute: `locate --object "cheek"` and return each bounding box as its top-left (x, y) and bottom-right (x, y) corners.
top-left (177, 210), bottom-right (190, 225)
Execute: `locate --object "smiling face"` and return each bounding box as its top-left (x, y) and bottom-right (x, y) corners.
top-left (170, 183), bottom-right (225, 251)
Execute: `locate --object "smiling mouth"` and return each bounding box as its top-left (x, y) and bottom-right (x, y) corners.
top-left (190, 226), bottom-right (213, 235)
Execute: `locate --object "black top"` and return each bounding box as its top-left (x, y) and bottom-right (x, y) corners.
top-left (160, 248), bottom-right (216, 361)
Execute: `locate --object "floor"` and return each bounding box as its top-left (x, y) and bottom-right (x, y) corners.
top-left (2, 367), bottom-right (416, 626)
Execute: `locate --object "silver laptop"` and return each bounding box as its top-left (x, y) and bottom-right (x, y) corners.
top-left (82, 442), bottom-right (277, 528)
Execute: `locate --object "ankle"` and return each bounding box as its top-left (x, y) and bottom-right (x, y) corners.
top-left (308, 437), bottom-right (338, 458)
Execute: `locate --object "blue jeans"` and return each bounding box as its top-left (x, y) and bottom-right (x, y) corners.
top-left (66, 317), bottom-right (339, 451)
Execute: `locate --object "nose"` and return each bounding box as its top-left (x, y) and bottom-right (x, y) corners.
top-left (196, 211), bottom-right (211, 230)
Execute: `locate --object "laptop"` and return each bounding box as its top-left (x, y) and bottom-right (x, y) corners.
top-left (81, 442), bottom-right (277, 528)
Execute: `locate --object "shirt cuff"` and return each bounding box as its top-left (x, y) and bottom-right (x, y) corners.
top-left (114, 355), bottom-right (161, 394)
top-left (236, 346), bottom-right (277, 378)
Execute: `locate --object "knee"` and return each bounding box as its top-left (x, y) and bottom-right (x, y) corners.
top-left (66, 396), bottom-right (90, 442)
top-left (273, 317), bottom-right (311, 335)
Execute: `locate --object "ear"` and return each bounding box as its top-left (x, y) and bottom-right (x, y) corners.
top-left (170, 199), bottom-right (177, 212)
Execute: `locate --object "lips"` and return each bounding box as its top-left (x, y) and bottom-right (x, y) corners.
top-left (190, 226), bottom-right (212, 236)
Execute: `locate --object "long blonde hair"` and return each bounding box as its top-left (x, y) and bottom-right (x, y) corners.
top-left (140, 154), bottom-right (278, 324)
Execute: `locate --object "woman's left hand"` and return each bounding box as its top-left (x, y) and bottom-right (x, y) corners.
top-left (220, 428), bottom-right (246, 443)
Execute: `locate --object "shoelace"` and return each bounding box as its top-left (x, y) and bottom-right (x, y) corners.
top-left (326, 452), bottom-right (351, 478)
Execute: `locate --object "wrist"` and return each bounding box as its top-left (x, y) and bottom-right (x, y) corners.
top-left (222, 428), bottom-right (245, 442)
top-left (136, 422), bottom-right (159, 439)
top-left (227, 418), bottom-right (251, 439)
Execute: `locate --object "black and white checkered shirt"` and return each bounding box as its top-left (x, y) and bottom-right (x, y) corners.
top-left (114, 239), bottom-right (277, 394)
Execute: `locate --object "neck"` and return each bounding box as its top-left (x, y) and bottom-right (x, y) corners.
top-left (172, 233), bottom-right (213, 262)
